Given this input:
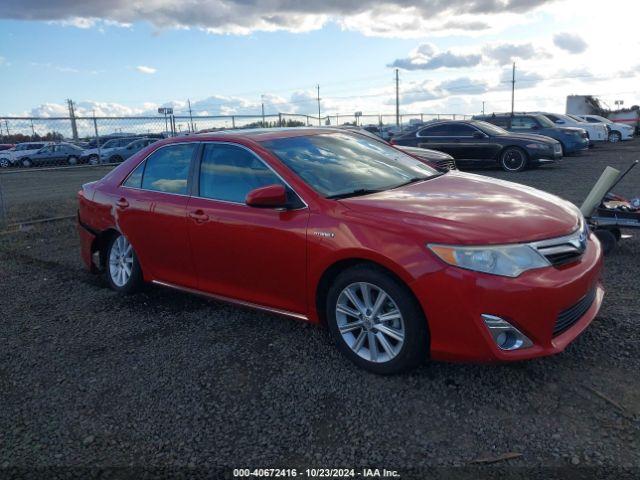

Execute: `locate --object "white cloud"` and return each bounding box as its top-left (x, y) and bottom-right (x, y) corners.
top-left (136, 65), bottom-right (157, 74)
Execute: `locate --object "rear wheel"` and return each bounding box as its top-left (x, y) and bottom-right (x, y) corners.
top-left (608, 131), bottom-right (621, 143)
top-left (499, 147), bottom-right (528, 172)
top-left (326, 265), bottom-right (429, 374)
top-left (88, 155), bottom-right (100, 165)
top-left (0, 158), bottom-right (10, 168)
top-left (68, 155), bottom-right (79, 166)
top-left (106, 233), bottom-right (143, 294)
top-left (21, 158), bottom-right (32, 168)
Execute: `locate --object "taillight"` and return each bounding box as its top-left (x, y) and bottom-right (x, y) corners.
top-left (389, 139), bottom-right (397, 145)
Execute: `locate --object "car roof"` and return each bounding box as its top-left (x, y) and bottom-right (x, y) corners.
top-left (192, 127), bottom-right (353, 143)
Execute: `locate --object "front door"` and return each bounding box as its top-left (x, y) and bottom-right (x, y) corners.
top-left (187, 142), bottom-right (309, 314)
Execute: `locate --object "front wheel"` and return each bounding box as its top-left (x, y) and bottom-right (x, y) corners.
top-left (499, 147), bottom-right (528, 172)
top-left (106, 233), bottom-right (143, 294)
top-left (21, 158), bottom-right (32, 168)
top-left (88, 155), bottom-right (100, 165)
top-left (68, 156), bottom-right (79, 166)
top-left (326, 265), bottom-right (429, 374)
top-left (608, 131), bottom-right (621, 143)
top-left (0, 158), bottom-right (10, 168)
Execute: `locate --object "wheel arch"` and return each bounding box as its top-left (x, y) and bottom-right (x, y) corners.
top-left (313, 256), bottom-right (423, 328)
top-left (91, 227), bottom-right (121, 270)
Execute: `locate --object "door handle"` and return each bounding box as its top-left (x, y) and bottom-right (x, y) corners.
top-left (189, 210), bottom-right (209, 223)
top-left (116, 198), bottom-right (129, 209)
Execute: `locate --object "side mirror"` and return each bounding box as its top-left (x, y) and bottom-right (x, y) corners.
top-left (472, 131), bottom-right (486, 139)
top-left (245, 184), bottom-right (288, 209)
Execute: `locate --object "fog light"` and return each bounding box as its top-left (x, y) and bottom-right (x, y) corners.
top-left (481, 314), bottom-right (533, 351)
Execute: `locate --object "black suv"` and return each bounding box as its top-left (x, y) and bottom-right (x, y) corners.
top-left (390, 120), bottom-right (562, 172)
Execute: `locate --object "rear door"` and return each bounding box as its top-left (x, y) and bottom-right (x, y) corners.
top-left (115, 142), bottom-right (198, 288)
top-left (186, 142), bottom-right (309, 314)
top-left (416, 124), bottom-right (454, 154)
top-left (510, 116), bottom-right (541, 135)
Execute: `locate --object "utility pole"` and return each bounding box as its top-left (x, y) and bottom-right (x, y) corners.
top-left (395, 69), bottom-right (400, 127)
top-left (30, 119), bottom-right (36, 138)
top-left (482, 101), bottom-right (485, 115)
top-left (316, 84), bottom-right (321, 126)
top-left (510, 62), bottom-right (516, 117)
top-left (261, 94), bottom-right (265, 127)
top-left (188, 99), bottom-right (194, 132)
top-left (67, 99), bottom-right (79, 140)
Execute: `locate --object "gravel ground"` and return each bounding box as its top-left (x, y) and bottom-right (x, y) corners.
top-left (0, 140), bottom-right (639, 477)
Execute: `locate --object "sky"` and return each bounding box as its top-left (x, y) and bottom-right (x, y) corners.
top-left (1, 0), bottom-right (640, 121)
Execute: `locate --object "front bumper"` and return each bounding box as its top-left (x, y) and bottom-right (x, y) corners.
top-left (563, 137), bottom-right (590, 154)
top-left (411, 235), bottom-right (604, 362)
top-left (530, 148), bottom-right (562, 163)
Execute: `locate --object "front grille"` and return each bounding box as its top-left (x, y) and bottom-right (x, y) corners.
top-left (530, 223), bottom-right (588, 267)
top-left (554, 287), bottom-right (596, 336)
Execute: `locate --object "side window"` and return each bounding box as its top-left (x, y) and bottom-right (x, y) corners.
top-left (123, 161), bottom-right (145, 188)
top-left (545, 114), bottom-right (559, 122)
top-left (511, 116), bottom-right (537, 130)
top-left (140, 143), bottom-right (195, 194)
top-left (586, 117), bottom-right (599, 123)
top-left (199, 144), bottom-right (283, 203)
top-left (418, 125), bottom-right (449, 136)
top-left (448, 124), bottom-right (476, 136)
top-left (491, 117), bottom-right (509, 128)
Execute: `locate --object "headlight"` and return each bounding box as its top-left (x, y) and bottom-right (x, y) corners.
top-left (427, 243), bottom-right (550, 277)
top-left (526, 143), bottom-right (549, 149)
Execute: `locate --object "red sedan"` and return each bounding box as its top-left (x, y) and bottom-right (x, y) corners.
top-left (77, 128), bottom-right (604, 374)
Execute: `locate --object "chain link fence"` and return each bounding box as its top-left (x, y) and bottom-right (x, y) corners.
top-left (0, 112), bottom-right (471, 230)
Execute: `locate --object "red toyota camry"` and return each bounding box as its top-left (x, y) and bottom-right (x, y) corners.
top-left (77, 128), bottom-right (604, 374)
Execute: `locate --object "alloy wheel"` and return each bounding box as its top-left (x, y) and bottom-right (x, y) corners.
top-left (0, 158), bottom-right (9, 168)
top-left (109, 235), bottom-right (134, 287)
top-left (501, 148), bottom-right (526, 171)
top-left (608, 132), bottom-right (621, 143)
top-left (335, 282), bottom-right (405, 363)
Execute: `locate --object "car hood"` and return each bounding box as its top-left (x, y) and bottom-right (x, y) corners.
top-left (339, 172), bottom-right (580, 245)
top-left (556, 127), bottom-right (585, 134)
top-left (396, 145), bottom-right (453, 160)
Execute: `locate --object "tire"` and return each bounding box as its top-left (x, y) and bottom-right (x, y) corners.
top-left (21, 158), bottom-right (32, 168)
top-left (499, 147), bottom-right (528, 172)
top-left (608, 131), bottom-right (621, 143)
top-left (105, 233), bottom-right (143, 294)
top-left (326, 264), bottom-right (429, 374)
top-left (88, 155), bottom-right (100, 165)
top-left (68, 156), bottom-right (79, 166)
top-left (109, 155), bottom-right (123, 163)
top-left (0, 158), bottom-right (9, 168)
top-left (594, 229), bottom-right (617, 255)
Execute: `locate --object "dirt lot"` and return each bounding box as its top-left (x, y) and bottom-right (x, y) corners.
top-left (0, 140), bottom-right (639, 477)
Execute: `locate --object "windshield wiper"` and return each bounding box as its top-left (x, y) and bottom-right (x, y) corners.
top-left (394, 173), bottom-right (444, 188)
top-left (326, 188), bottom-right (383, 200)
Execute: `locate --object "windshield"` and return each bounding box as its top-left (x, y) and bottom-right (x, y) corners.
top-left (536, 115), bottom-right (555, 128)
top-left (101, 139), bottom-right (120, 148)
top-left (567, 114), bottom-right (586, 122)
top-left (474, 121), bottom-right (509, 136)
top-left (260, 132), bottom-right (439, 198)
top-left (593, 115), bottom-right (612, 124)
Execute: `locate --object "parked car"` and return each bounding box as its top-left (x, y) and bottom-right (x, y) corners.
top-left (474, 113), bottom-right (589, 155)
top-left (20, 142), bottom-right (84, 167)
top-left (335, 126), bottom-right (457, 171)
top-left (0, 144), bottom-right (14, 151)
top-left (81, 137), bottom-right (144, 164)
top-left (390, 120), bottom-right (562, 172)
top-left (0, 142), bottom-right (53, 168)
top-left (535, 112), bottom-right (607, 145)
top-left (78, 128), bottom-right (603, 374)
top-left (577, 114), bottom-right (635, 142)
top-left (100, 138), bottom-right (157, 163)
